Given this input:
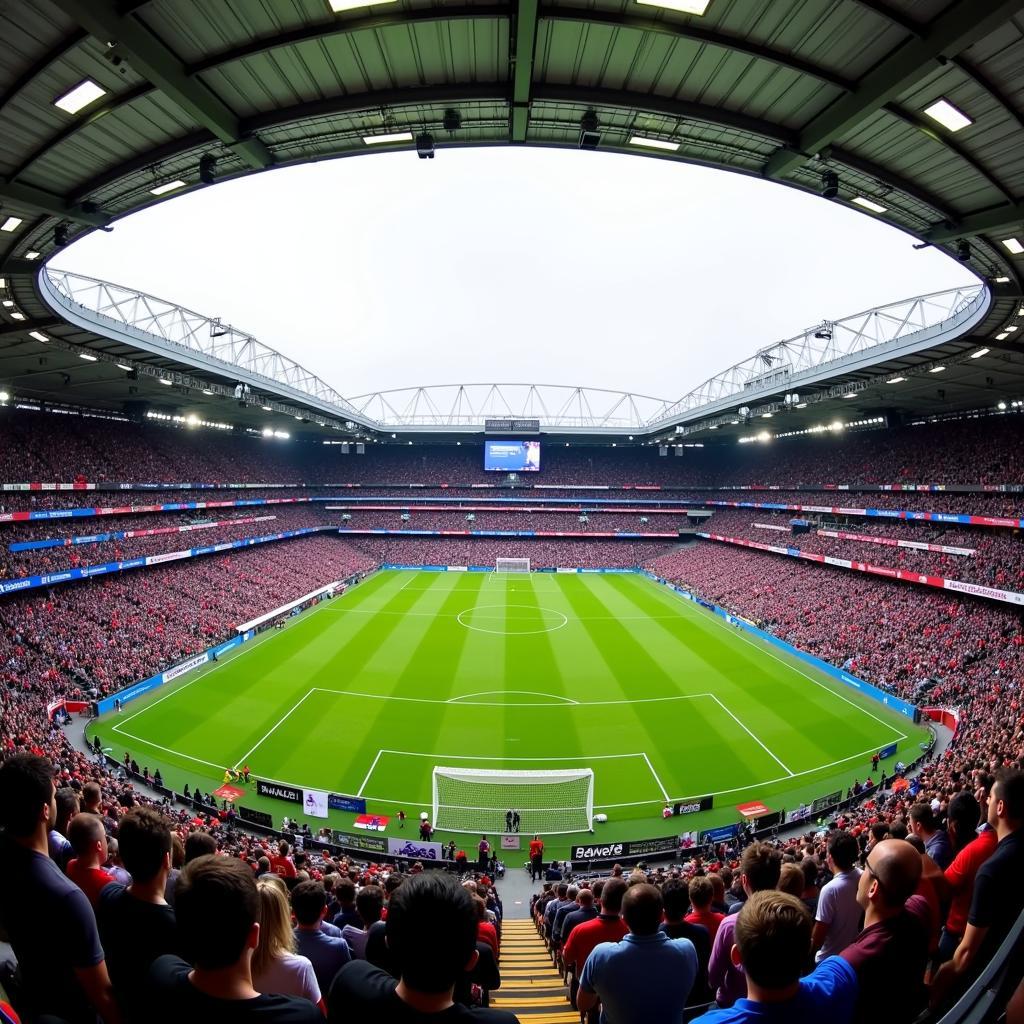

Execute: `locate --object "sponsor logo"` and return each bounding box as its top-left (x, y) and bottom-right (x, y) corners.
top-left (571, 843), bottom-right (624, 859)
top-left (388, 839), bottom-right (440, 860)
top-left (256, 780), bottom-right (301, 803)
top-left (163, 653), bottom-right (209, 683)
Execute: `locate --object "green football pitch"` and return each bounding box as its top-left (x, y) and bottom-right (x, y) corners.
top-left (90, 569), bottom-right (929, 855)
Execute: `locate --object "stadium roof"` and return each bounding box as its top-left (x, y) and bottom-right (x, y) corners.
top-left (0, 0), bottom-right (1023, 440)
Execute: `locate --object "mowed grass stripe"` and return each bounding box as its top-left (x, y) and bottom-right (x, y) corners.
top-left (557, 576), bottom-right (784, 799)
top-left (95, 570), bottom-right (929, 848)
top-left (348, 575), bottom-right (478, 801)
top-left (501, 576), bottom-right (584, 762)
top-left (614, 573), bottom-right (902, 768)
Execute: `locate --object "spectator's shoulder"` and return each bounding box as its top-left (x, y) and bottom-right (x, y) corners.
top-left (806, 956), bottom-right (858, 1000)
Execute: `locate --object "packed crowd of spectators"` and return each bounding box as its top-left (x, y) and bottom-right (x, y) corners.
top-left (645, 542), bottom-right (1024, 706)
top-left (697, 509), bottom-right (1024, 592)
top-left (4, 406), bottom-right (1024, 491)
top-left (2, 407), bottom-right (1024, 1021)
top-left (335, 510), bottom-right (690, 533)
top-left (0, 508), bottom-right (333, 580)
top-left (1, 536), bottom-right (375, 698)
top-left (345, 536), bottom-right (676, 569)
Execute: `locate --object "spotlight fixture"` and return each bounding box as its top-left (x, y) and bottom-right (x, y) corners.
top-left (956, 239), bottom-right (971, 262)
top-left (199, 154), bottom-right (217, 184)
top-left (579, 110), bottom-right (601, 151)
top-left (820, 170), bottom-right (839, 199)
top-left (442, 109), bottom-right (461, 133)
top-left (416, 133), bottom-right (435, 159)
top-left (813, 324), bottom-right (833, 341)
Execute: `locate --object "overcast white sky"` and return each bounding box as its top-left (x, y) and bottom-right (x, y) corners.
top-left (59, 147), bottom-right (976, 404)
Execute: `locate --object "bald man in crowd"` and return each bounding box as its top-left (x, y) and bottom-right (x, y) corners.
top-left (839, 839), bottom-right (930, 1024)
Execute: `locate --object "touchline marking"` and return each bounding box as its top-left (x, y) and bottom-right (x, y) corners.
top-left (655, 582), bottom-right (907, 740)
top-left (232, 689), bottom-right (319, 770)
top-left (113, 619), bottom-right (290, 731)
top-left (642, 752), bottom-right (671, 802)
top-left (708, 694), bottom-right (795, 777)
top-left (108, 728), bottom-right (228, 773)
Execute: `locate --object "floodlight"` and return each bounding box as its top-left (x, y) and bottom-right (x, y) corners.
top-left (10, 311), bottom-right (25, 321)
top-left (929, 365), bottom-right (946, 373)
top-left (971, 348), bottom-right (989, 359)
top-left (628, 135), bottom-right (679, 152)
top-left (53, 79), bottom-right (107, 114)
top-left (199, 154), bottom-right (217, 184)
top-left (0, 391), bottom-right (8, 402)
top-left (79, 352), bottom-right (98, 361)
top-left (29, 331), bottom-right (48, 342)
top-left (923, 98), bottom-right (972, 133)
top-left (24, 251), bottom-right (40, 260)
top-left (1, 217), bottom-right (23, 232)
top-left (886, 376), bottom-right (906, 384)
top-left (149, 180), bottom-right (186, 196)
top-left (1001, 238), bottom-right (1024, 255)
top-left (635, 0), bottom-right (711, 13)
top-left (852, 196), bottom-right (886, 213)
top-left (416, 133), bottom-right (435, 159)
top-left (362, 131), bottom-right (413, 145)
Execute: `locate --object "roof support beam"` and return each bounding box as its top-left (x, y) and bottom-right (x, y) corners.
top-left (0, 179), bottom-right (109, 227)
top-left (925, 201), bottom-right (1024, 243)
top-left (511, 0), bottom-right (540, 142)
top-left (52, 0), bottom-right (271, 170)
top-left (764, 0), bottom-right (1024, 180)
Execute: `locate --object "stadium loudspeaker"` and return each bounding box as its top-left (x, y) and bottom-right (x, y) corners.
top-left (341, 443), bottom-right (350, 454)
top-left (658, 446), bottom-right (668, 456)
top-left (674, 447), bottom-right (683, 456)
top-left (356, 443), bottom-right (365, 454)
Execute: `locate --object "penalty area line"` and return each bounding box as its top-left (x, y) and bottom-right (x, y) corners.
top-left (642, 753), bottom-right (671, 803)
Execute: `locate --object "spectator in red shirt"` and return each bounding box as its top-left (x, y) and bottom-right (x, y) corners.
top-left (66, 812), bottom-right (115, 907)
top-left (270, 839), bottom-right (297, 879)
top-left (562, 877), bottom-right (628, 1009)
top-left (474, 896), bottom-right (500, 961)
top-left (922, 790), bottom-right (998, 963)
top-left (685, 876), bottom-right (725, 941)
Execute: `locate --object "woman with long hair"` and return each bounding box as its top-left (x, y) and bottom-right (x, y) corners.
top-left (251, 874), bottom-right (324, 1012)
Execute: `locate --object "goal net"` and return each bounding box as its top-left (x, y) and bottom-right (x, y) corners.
top-left (496, 557), bottom-right (530, 573)
top-left (432, 767), bottom-right (594, 835)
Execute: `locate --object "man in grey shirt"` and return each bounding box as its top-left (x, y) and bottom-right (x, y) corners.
top-left (813, 830), bottom-right (863, 962)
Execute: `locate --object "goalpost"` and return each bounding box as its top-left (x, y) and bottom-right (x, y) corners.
top-left (431, 767), bottom-right (594, 835)
top-left (495, 557), bottom-right (530, 573)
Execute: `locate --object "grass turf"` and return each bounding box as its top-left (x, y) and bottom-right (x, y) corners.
top-left (90, 569), bottom-right (930, 856)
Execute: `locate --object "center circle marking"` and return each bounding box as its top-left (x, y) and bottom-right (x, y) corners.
top-left (456, 603), bottom-right (569, 636)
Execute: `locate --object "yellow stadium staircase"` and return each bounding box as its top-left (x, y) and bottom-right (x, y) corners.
top-left (490, 918), bottom-right (579, 1023)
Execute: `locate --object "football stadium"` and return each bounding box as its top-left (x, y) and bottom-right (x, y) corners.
top-left (1, 1), bottom-right (1023, 1022)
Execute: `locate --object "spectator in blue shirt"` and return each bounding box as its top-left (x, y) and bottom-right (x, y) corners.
top-left (578, 882), bottom-right (697, 1024)
top-left (292, 880), bottom-right (352, 993)
top-left (692, 890), bottom-right (857, 1024)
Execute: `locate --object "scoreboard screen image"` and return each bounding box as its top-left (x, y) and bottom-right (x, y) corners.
top-left (484, 439), bottom-right (541, 472)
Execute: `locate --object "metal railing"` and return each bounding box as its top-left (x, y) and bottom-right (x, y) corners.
top-left (347, 383), bottom-right (674, 430)
top-left (43, 269), bottom-right (987, 433)
top-left (647, 284), bottom-right (987, 428)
